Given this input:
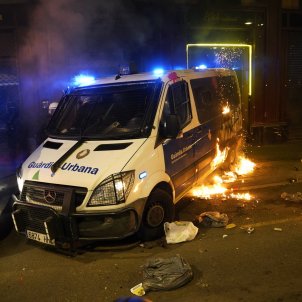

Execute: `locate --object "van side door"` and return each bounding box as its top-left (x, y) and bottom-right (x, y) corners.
top-left (190, 77), bottom-right (220, 177)
top-left (161, 80), bottom-right (195, 197)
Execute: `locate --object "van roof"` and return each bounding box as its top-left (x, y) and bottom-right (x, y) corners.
top-left (77, 68), bottom-right (236, 88)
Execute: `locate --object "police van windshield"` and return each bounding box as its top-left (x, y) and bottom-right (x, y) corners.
top-left (47, 80), bottom-right (162, 140)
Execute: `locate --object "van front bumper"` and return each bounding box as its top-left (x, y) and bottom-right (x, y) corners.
top-left (12, 195), bottom-right (145, 248)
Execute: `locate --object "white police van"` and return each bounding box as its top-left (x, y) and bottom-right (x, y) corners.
top-left (12, 68), bottom-right (242, 249)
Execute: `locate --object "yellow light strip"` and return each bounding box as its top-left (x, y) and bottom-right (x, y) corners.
top-left (186, 43), bottom-right (252, 96)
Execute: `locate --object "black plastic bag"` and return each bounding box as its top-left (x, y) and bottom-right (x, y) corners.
top-left (142, 255), bottom-right (193, 292)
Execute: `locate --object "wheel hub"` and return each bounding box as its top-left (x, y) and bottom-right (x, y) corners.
top-left (146, 204), bottom-right (165, 228)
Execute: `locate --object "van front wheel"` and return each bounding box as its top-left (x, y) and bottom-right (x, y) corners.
top-left (138, 188), bottom-right (175, 242)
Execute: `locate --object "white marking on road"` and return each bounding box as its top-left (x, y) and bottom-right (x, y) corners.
top-left (241, 216), bottom-right (302, 228)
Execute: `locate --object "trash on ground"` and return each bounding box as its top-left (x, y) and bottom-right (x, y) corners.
top-left (281, 192), bottom-right (302, 202)
top-left (164, 221), bottom-right (198, 244)
top-left (288, 177), bottom-right (298, 184)
top-left (196, 279), bottom-right (209, 288)
top-left (195, 211), bottom-right (229, 228)
top-left (225, 223), bottom-right (236, 229)
top-left (247, 227), bottom-right (254, 234)
top-left (141, 255), bottom-right (193, 292)
top-left (273, 227), bottom-right (282, 232)
top-left (130, 283), bottom-right (146, 296)
top-left (222, 234), bottom-right (228, 238)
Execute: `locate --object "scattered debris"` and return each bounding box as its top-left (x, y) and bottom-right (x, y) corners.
top-left (196, 279), bottom-right (209, 288)
top-left (288, 177), bottom-right (298, 184)
top-left (134, 255), bottom-right (194, 294)
top-left (198, 248), bottom-right (208, 254)
top-left (225, 223), bottom-right (236, 229)
top-left (222, 234), bottom-right (228, 239)
top-left (246, 227), bottom-right (254, 234)
top-left (164, 221), bottom-right (198, 244)
top-left (130, 283), bottom-right (146, 296)
top-left (281, 192), bottom-right (302, 202)
top-left (195, 211), bottom-right (229, 228)
top-left (273, 227), bottom-right (282, 232)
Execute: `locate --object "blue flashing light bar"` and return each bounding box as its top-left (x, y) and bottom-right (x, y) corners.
top-left (73, 74), bottom-right (95, 86)
top-left (195, 64), bottom-right (207, 70)
top-left (153, 68), bottom-right (164, 76)
top-left (173, 66), bottom-right (186, 70)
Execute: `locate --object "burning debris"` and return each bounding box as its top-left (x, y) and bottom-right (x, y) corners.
top-left (229, 192), bottom-right (252, 201)
top-left (191, 142), bottom-right (255, 201)
top-left (234, 156), bottom-right (255, 176)
top-left (211, 140), bottom-right (229, 170)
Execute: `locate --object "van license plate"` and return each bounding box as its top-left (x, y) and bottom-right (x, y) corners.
top-left (26, 230), bottom-right (55, 246)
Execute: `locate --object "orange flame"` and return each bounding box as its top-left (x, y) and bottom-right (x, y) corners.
top-left (211, 140), bottom-right (229, 170)
top-left (222, 171), bottom-right (237, 183)
top-left (191, 182), bottom-right (227, 199)
top-left (222, 102), bottom-right (230, 115)
top-left (235, 156), bottom-right (255, 175)
top-left (191, 151), bottom-right (256, 201)
top-left (229, 192), bottom-right (252, 201)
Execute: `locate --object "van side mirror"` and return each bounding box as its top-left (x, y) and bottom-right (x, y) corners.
top-left (163, 114), bottom-right (180, 138)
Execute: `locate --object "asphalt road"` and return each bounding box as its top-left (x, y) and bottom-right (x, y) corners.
top-left (1, 142), bottom-right (302, 302)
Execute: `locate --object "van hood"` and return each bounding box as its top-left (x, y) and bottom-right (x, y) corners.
top-left (21, 138), bottom-right (146, 189)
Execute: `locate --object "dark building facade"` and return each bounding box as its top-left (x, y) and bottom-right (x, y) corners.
top-left (0, 0), bottom-right (302, 144)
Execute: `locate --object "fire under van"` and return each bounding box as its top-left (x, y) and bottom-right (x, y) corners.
top-left (12, 68), bottom-right (242, 250)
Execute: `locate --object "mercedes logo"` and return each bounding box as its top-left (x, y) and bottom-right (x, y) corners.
top-left (44, 190), bottom-right (57, 204)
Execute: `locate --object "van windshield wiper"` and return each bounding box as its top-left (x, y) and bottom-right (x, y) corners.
top-left (51, 101), bottom-right (98, 173)
top-left (51, 139), bottom-right (84, 173)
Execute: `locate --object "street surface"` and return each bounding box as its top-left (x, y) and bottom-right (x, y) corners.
top-left (1, 142), bottom-right (302, 302)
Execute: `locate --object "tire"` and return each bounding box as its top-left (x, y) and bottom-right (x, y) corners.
top-left (138, 188), bottom-right (175, 242)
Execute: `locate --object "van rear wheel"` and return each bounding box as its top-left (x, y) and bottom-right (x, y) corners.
top-left (138, 188), bottom-right (175, 242)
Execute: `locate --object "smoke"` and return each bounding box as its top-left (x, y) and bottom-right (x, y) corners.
top-left (19, 0), bottom-right (153, 113)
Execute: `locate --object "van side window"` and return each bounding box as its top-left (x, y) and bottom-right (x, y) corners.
top-left (190, 77), bottom-right (219, 123)
top-left (167, 81), bottom-right (192, 129)
top-left (216, 76), bottom-right (239, 106)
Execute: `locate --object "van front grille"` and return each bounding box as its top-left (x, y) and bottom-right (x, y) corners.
top-left (20, 181), bottom-right (87, 211)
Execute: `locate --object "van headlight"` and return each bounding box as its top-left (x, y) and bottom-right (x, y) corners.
top-left (88, 171), bottom-right (135, 206)
top-left (16, 165), bottom-right (24, 193)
